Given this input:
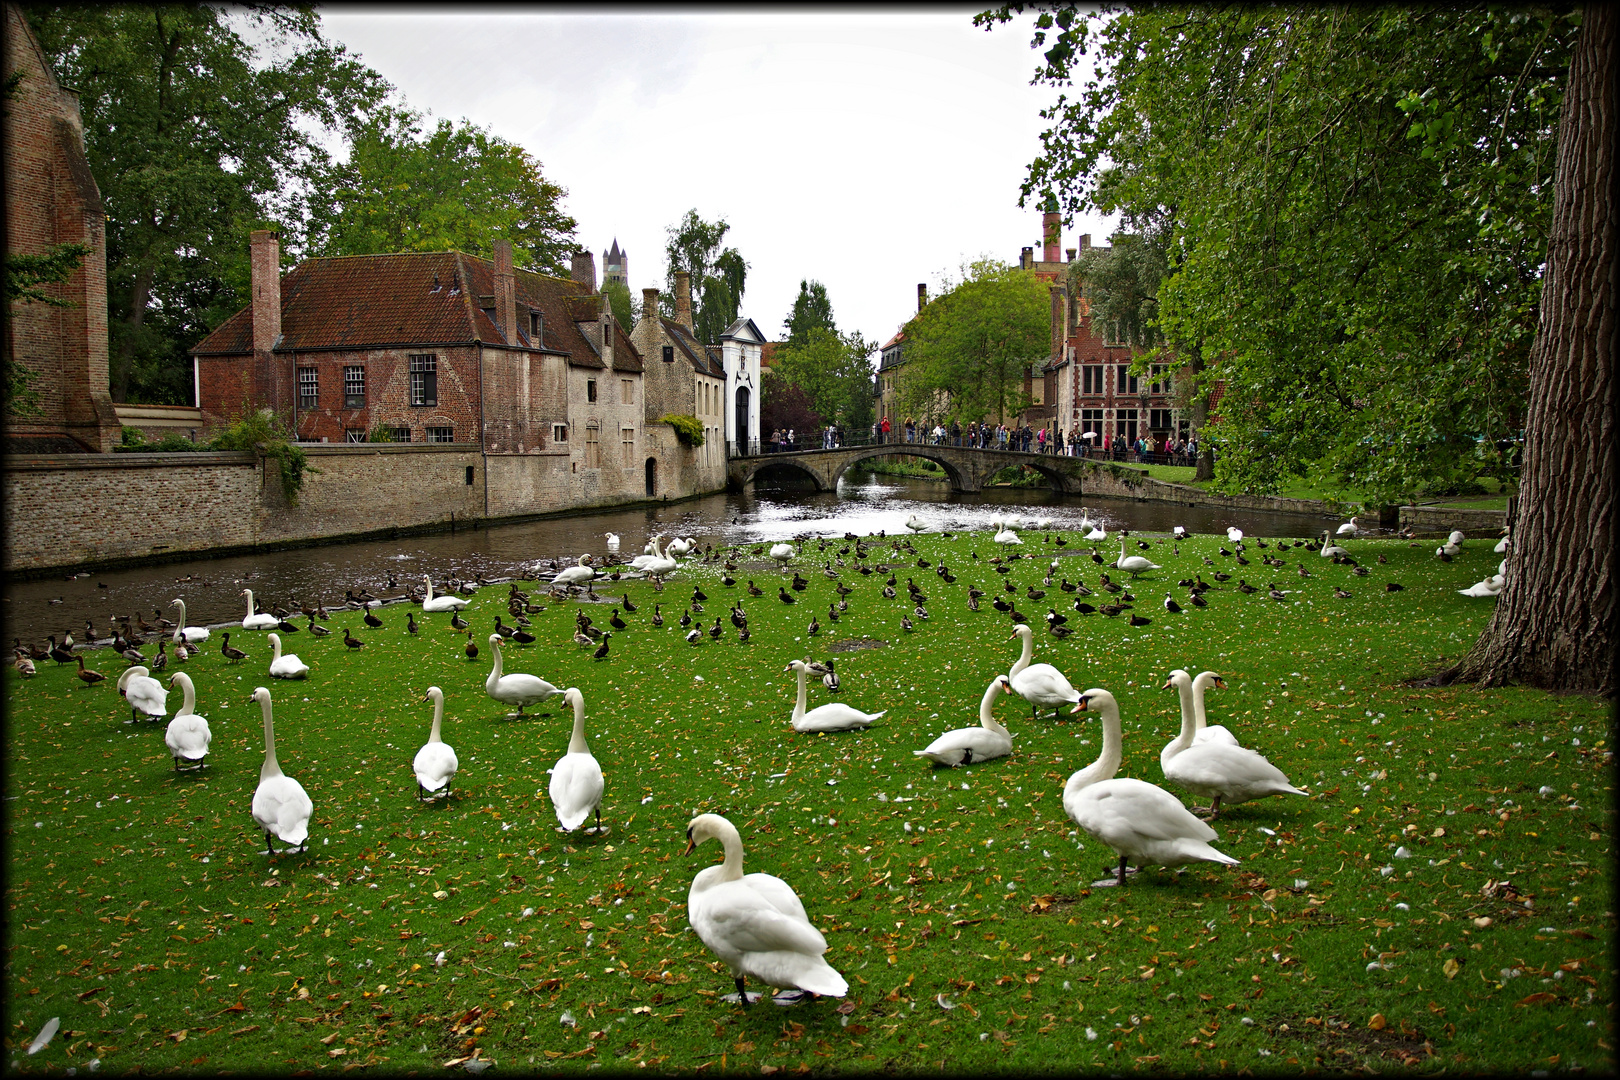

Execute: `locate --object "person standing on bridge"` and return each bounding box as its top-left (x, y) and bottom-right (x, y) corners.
top-left (880, 415), bottom-right (890, 443)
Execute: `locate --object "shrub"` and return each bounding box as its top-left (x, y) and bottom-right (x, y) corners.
top-left (210, 407), bottom-right (314, 504)
top-left (661, 413), bottom-right (705, 448)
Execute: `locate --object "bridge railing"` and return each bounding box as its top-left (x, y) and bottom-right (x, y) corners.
top-left (729, 431), bottom-right (1204, 466)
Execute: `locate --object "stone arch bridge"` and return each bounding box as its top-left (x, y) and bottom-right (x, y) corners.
top-left (727, 443), bottom-right (1098, 494)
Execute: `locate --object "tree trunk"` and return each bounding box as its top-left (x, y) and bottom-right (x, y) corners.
top-left (1190, 353), bottom-right (1215, 481)
top-left (111, 261), bottom-right (153, 404)
top-left (1441, 4), bottom-right (1614, 696)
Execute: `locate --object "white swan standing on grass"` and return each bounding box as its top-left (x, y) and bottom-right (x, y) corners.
top-left (1065, 687), bottom-right (1239, 886)
top-left (485, 633), bottom-right (560, 717)
top-left (993, 521), bottom-right (1023, 545)
top-left (1319, 531), bottom-right (1351, 558)
top-left (549, 688), bottom-right (604, 833)
top-left (250, 686), bottom-right (312, 854)
top-left (685, 813), bottom-right (848, 1004)
top-left (552, 555), bottom-right (596, 588)
top-left (413, 686), bottom-right (458, 800)
top-left (169, 598), bottom-right (210, 644)
top-left (913, 675), bottom-right (1014, 766)
top-left (1159, 671), bottom-right (1307, 817)
top-left (1007, 624), bottom-right (1081, 720)
top-left (1226, 527), bottom-right (1244, 543)
top-left (665, 536), bottom-right (697, 558)
top-left (267, 633), bottom-right (309, 679)
top-left (240, 589), bottom-right (280, 631)
top-left (1084, 523), bottom-right (1108, 541)
top-left (164, 672), bottom-right (211, 770)
top-left (1190, 670), bottom-right (1239, 746)
top-left (1116, 539), bottom-right (1161, 577)
top-left (786, 659), bottom-right (884, 731)
top-left (422, 575), bottom-right (469, 612)
top-left (769, 542), bottom-right (796, 567)
top-left (630, 535), bottom-right (666, 571)
top-left (118, 664), bottom-right (168, 722)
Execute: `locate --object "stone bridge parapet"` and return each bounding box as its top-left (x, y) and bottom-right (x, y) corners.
top-left (727, 443), bottom-right (1104, 494)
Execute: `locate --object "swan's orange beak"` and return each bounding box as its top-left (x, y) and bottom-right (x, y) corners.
top-left (683, 831), bottom-right (696, 856)
top-left (1214, 676), bottom-right (1227, 689)
top-left (1075, 696), bottom-right (1090, 713)
top-left (1160, 677), bottom-right (1173, 689)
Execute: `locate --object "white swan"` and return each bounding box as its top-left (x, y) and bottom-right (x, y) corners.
top-left (913, 675), bottom-right (1014, 766)
top-left (1160, 673), bottom-right (1307, 817)
top-left (267, 632), bottom-right (309, 679)
top-left (1190, 669), bottom-right (1239, 746)
top-left (1116, 538), bottom-right (1161, 577)
top-left (169, 598), bottom-right (210, 644)
top-left (1319, 531), bottom-right (1351, 558)
top-left (643, 544), bottom-right (679, 582)
top-left (685, 813), bottom-right (848, 1002)
top-left (414, 686), bottom-right (458, 799)
top-left (1336, 516), bottom-right (1361, 538)
top-left (1084, 524), bottom-right (1108, 541)
top-left (904, 514), bottom-right (929, 533)
top-left (786, 659), bottom-right (884, 732)
top-left (993, 523), bottom-right (1023, 545)
top-left (1447, 529), bottom-right (1466, 547)
top-left (604, 532), bottom-right (621, 554)
top-left (485, 633), bottom-right (560, 717)
top-left (769, 543), bottom-right (795, 567)
top-left (630, 534), bottom-right (664, 570)
top-left (250, 686), bottom-right (313, 854)
top-left (1007, 624), bottom-right (1081, 719)
top-left (117, 664), bottom-right (168, 721)
top-left (1459, 577), bottom-right (1505, 598)
top-left (1065, 687), bottom-right (1239, 886)
top-left (553, 555), bottom-right (596, 587)
top-left (1226, 527), bottom-right (1244, 543)
top-left (240, 589), bottom-right (280, 631)
top-left (549, 687), bottom-right (604, 832)
top-left (164, 672), bottom-right (211, 769)
top-left (665, 536), bottom-right (696, 558)
top-left (422, 575), bottom-right (469, 612)
top-left (1494, 531), bottom-right (1511, 554)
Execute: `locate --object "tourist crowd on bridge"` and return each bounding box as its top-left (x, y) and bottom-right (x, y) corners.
top-left (758, 420), bottom-right (1202, 468)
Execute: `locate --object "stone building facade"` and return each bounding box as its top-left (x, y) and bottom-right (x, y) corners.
top-left (629, 272), bottom-right (729, 488)
top-left (718, 317), bottom-right (764, 454)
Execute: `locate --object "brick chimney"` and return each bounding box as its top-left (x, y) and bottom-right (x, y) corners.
top-left (643, 287), bottom-right (661, 327)
top-left (674, 270), bottom-right (693, 331)
top-left (1020, 246), bottom-right (1033, 270)
top-left (493, 239), bottom-right (517, 345)
top-left (250, 229), bottom-right (284, 411)
top-left (1066, 248), bottom-right (1077, 262)
top-left (917, 283), bottom-right (927, 312)
top-left (1043, 210), bottom-right (1061, 263)
top-left (571, 250), bottom-right (596, 292)
top-left (1079, 233), bottom-right (1091, 251)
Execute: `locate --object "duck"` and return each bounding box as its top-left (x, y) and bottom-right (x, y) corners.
top-left (75, 655), bottom-right (106, 686)
top-left (1159, 671), bottom-right (1306, 817)
top-left (1064, 688), bottom-right (1239, 886)
top-left (1335, 515), bottom-right (1361, 538)
top-left (239, 590), bottom-right (280, 631)
top-left (117, 664), bottom-right (168, 722)
top-left (163, 672), bottom-right (211, 770)
top-left (1115, 539), bottom-right (1161, 577)
top-left (1006, 624), bottom-right (1080, 720)
top-left (484, 633), bottom-right (560, 717)
top-left (465, 631), bottom-right (480, 659)
top-left (220, 632), bottom-right (247, 662)
top-left (169, 598), bottom-right (211, 644)
top-left (413, 687), bottom-right (458, 800)
top-left (685, 813), bottom-right (848, 1004)
top-left (549, 688), bottom-right (604, 833)
top-left (249, 686), bottom-right (313, 854)
top-left (422, 575), bottom-right (470, 612)
top-left (1173, 525), bottom-right (1187, 540)
top-left (266, 632), bottom-right (309, 679)
top-left (913, 675), bottom-right (1014, 767)
top-left (1318, 531), bottom-right (1351, 558)
top-left (307, 614), bottom-right (331, 637)
top-left (785, 659), bottom-right (884, 732)
top-left (553, 555), bottom-right (597, 588)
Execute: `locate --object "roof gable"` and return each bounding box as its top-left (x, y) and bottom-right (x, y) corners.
top-left (719, 317), bottom-right (766, 345)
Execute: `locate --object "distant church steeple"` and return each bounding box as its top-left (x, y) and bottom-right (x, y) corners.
top-left (602, 239), bottom-right (628, 288)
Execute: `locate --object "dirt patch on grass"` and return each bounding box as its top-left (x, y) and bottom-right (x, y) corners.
top-left (1271, 1012), bottom-right (1435, 1070)
top-left (829, 637), bottom-right (889, 653)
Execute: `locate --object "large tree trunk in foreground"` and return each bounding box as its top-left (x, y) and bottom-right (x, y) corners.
top-left (1443, 4), bottom-right (1615, 695)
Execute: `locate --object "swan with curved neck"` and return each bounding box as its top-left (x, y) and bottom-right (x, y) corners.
top-left (117, 664), bottom-right (168, 722)
top-left (1007, 624), bottom-right (1080, 720)
top-left (913, 675), bottom-right (1014, 766)
top-left (786, 660), bottom-right (884, 732)
top-left (630, 534), bottom-right (666, 571)
top-left (685, 813), bottom-right (848, 1003)
top-left (250, 686), bottom-right (313, 854)
top-left (553, 555), bottom-right (597, 588)
top-left (267, 632), bottom-right (309, 679)
top-left (549, 688), bottom-right (604, 832)
top-left (164, 672), bottom-right (211, 769)
top-left (1160, 671), bottom-right (1306, 817)
top-left (1190, 670), bottom-right (1237, 746)
top-left (1115, 538), bottom-right (1161, 577)
top-left (240, 589), bottom-right (279, 631)
top-left (169, 598), bottom-right (210, 644)
top-left (422, 575), bottom-right (469, 612)
top-left (485, 633), bottom-right (560, 717)
top-left (1064, 687), bottom-right (1238, 886)
top-left (413, 686), bottom-right (458, 799)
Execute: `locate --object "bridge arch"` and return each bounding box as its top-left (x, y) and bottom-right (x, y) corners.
top-left (828, 446), bottom-right (970, 491)
top-left (732, 456), bottom-right (828, 491)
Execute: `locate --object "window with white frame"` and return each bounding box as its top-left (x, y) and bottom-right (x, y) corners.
top-left (345, 428), bottom-right (366, 443)
top-left (393, 426), bottom-right (411, 443)
top-left (426, 426), bottom-right (454, 443)
top-left (409, 354), bottom-right (438, 406)
top-left (552, 423), bottom-right (568, 444)
top-left (298, 367), bottom-right (317, 408)
top-left (343, 365), bottom-right (365, 408)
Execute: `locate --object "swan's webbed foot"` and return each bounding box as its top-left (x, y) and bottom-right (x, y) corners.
top-left (771, 990), bottom-right (814, 1006)
top-left (722, 977), bottom-right (761, 1006)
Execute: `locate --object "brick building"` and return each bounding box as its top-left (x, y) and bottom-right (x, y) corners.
top-left (2, 2), bottom-right (121, 453)
top-left (630, 272), bottom-right (730, 480)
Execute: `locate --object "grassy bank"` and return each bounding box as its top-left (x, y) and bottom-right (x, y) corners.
top-left (5, 529), bottom-right (1612, 1073)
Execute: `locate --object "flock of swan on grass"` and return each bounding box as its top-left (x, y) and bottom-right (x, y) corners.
top-left (46, 512), bottom-right (1498, 1005)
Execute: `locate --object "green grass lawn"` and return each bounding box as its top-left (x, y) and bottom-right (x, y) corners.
top-left (6, 531), bottom-right (1612, 1073)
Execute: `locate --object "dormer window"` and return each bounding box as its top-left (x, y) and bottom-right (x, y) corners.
top-left (530, 312), bottom-right (544, 345)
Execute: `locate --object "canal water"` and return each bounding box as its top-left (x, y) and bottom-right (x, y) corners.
top-left (5, 470), bottom-right (1345, 648)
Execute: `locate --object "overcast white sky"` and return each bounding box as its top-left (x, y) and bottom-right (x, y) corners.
top-left (317, 6), bottom-right (1117, 350)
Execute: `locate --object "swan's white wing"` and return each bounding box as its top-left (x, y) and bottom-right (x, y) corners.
top-left (414, 742), bottom-right (459, 791)
top-left (253, 776), bottom-right (313, 844)
top-left (1075, 778), bottom-right (1217, 844)
top-left (794, 704), bottom-right (883, 731)
top-left (549, 751), bottom-right (604, 829)
top-left (697, 881), bottom-right (827, 957)
top-left (744, 872), bottom-right (810, 924)
top-left (1192, 725), bottom-right (1241, 747)
top-left (165, 715), bottom-right (211, 759)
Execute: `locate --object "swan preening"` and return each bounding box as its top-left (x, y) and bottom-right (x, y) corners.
top-left (664, 536), bottom-right (697, 558)
top-left (549, 688), bottom-right (604, 833)
top-left (1116, 539), bottom-right (1161, 577)
top-left (267, 632), bottom-right (309, 679)
top-left (685, 813), bottom-right (848, 1003)
top-left (1459, 575), bottom-right (1505, 597)
top-left (240, 589), bottom-right (279, 631)
top-left (604, 532), bottom-right (621, 554)
top-left (786, 659), bottom-right (884, 731)
top-left (1007, 624), bottom-right (1080, 720)
top-left (1225, 527), bottom-right (1244, 543)
top-left (117, 665), bottom-right (168, 722)
top-left (992, 519), bottom-right (1023, 545)
top-left (1160, 670), bottom-right (1306, 817)
top-left (913, 675), bottom-right (1013, 766)
top-left (1065, 688), bottom-right (1239, 886)
top-left (414, 686), bottom-right (458, 799)
top-left (422, 575), bottom-right (470, 612)
top-left (169, 598), bottom-right (210, 644)
top-left (485, 634), bottom-right (560, 716)
top-left (164, 671), bottom-right (210, 769)
top-left (250, 686), bottom-right (313, 854)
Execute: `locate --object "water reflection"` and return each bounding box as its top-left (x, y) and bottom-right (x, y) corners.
top-left (5, 469), bottom-right (1343, 645)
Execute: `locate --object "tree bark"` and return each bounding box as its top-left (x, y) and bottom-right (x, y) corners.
top-left (1441, 4), bottom-right (1614, 695)
top-left (1190, 353), bottom-right (1215, 481)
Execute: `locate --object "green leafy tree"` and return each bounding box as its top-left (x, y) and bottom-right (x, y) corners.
top-left (896, 259), bottom-right (1048, 426)
top-left (774, 327), bottom-right (877, 434)
top-left (663, 210), bottom-right (748, 345)
top-left (25, 5), bottom-right (390, 405)
top-left (601, 280), bottom-right (637, 335)
top-left (4, 243), bottom-right (89, 419)
top-left (760, 370), bottom-right (823, 438)
top-left (783, 279), bottom-right (837, 347)
top-left (979, 4), bottom-right (1578, 503)
top-left (310, 107), bottom-right (577, 273)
